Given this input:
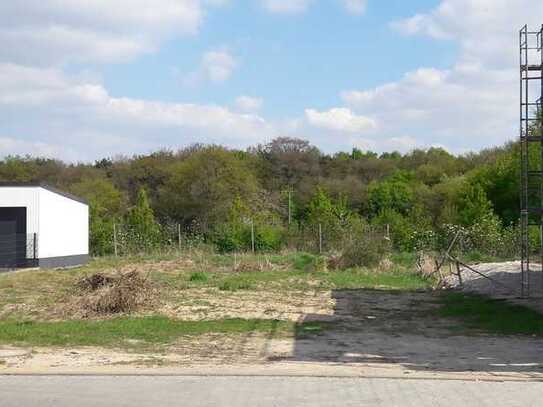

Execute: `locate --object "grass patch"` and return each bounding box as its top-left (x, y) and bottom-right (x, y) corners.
top-left (218, 275), bottom-right (253, 291)
top-left (0, 317), bottom-right (301, 349)
top-left (295, 321), bottom-right (326, 337)
top-left (439, 293), bottom-right (543, 336)
top-left (189, 271), bottom-right (209, 283)
top-left (291, 253), bottom-right (326, 272)
top-left (389, 252), bottom-right (418, 269)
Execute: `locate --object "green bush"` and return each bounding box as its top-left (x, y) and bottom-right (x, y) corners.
top-left (212, 223), bottom-right (246, 253)
top-left (212, 222), bottom-right (284, 253)
top-left (219, 276), bottom-right (252, 291)
top-left (90, 219), bottom-right (115, 256)
top-left (337, 229), bottom-right (390, 269)
top-left (254, 223), bottom-right (284, 251)
top-left (292, 253), bottom-right (327, 272)
top-left (371, 209), bottom-right (414, 252)
top-left (189, 272), bottom-right (209, 283)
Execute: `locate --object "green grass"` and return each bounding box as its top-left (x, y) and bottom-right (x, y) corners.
top-left (218, 276), bottom-right (253, 291)
top-left (389, 252), bottom-right (418, 269)
top-left (291, 253), bottom-right (325, 272)
top-left (0, 317), bottom-right (303, 349)
top-left (189, 271), bottom-right (209, 283)
top-left (439, 293), bottom-right (543, 336)
top-left (295, 321), bottom-right (326, 337)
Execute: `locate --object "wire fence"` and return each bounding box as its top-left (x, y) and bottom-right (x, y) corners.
top-left (99, 221), bottom-right (391, 258)
top-left (0, 233), bottom-right (38, 269)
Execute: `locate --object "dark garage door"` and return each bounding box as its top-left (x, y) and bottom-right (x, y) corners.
top-left (0, 207), bottom-right (27, 268)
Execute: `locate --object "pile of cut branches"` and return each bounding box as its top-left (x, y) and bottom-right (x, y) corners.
top-left (72, 270), bottom-right (156, 317)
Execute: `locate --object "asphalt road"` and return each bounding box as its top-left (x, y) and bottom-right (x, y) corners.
top-left (1, 375), bottom-right (542, 406)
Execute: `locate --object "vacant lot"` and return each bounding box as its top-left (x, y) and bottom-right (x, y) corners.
top-left (0, 252), bottom-right (542, 379)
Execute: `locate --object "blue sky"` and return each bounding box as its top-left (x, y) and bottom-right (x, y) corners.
top-left (102, 0), bottom-right (456, 115)
top-left (0, 0), bottom-right (542, 161)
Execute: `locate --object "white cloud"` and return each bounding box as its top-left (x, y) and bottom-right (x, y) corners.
top-left (260, 0), bottom-right (312, 14)
top-left (0, 137), bottom-right (81, 161)
top-left (202, 50), bottom-right (237, 82)
top-left (183, 50), bottom-right (238, 86)
top-left (2, 0), bottom-right (539, 159)
top-left (0, 64), bottom-right (276, 161)
top-left (305, 108), bottom-right (377, 133)
top-left (235, 96), bottom-right (264, 111)
top-left (391, 0), bottom-right (543, 67)
top-left (0, 0), bottom-right (206, 65)
top-left (261, 0), bottom-right (366, 15)
top-left (337, 0), bottom-right (543, 152)
top-left (342, 0), bottom-right (367, 15)
top-left (341, 64), bottom-right (516, 151)
top-left (351, 135), bottom-right (422, 153)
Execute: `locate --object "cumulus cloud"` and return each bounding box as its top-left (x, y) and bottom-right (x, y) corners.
top-left (391, 0), bottom-right (543, 67)
top-left (202, 50), bottom-right (238, 82)
top-left (0, 0), bottom-right (206, 65)
top-left (338, 0), bottom-right (543, 152)
top-left (183, 50), bottom-right (238, 86)
top-left (235, 96), bottom-right (264, 111)
top-left (0, 64), bottom-right (276, 161)
top-left (2, 0), bottom-right (539, 160)
top-left (305, 108), bottom-right (377, 133)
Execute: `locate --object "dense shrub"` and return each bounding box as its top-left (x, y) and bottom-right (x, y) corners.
top-left (371, 209), bottom-right (414, 252)
top-left (335, 228), bottom-right (391, 269)
top-left (292, 253), bottom-right (327, 272)
top-left (212, 222), bottom-right (285, 253)
top-left (254, 223), bottom-right (284, 251)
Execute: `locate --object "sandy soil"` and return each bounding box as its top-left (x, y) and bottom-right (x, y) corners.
top-left (444, 261), bottom-right (543, 313)
top-left (2, 289), bottom-right (543, 380)
top-left (158, 288), bottom-right (335, 322)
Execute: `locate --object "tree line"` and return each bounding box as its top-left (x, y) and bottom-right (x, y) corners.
top-left (0, 137), bottom-right (523, 258)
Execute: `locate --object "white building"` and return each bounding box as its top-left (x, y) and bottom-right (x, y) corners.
top-left (0, 184), bottom-right (89, 268)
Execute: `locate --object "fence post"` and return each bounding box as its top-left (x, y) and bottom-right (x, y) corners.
top-left (288, 190), bottom-right (292, 225)
top-left (251, 221), bottom-right (255, 253)
top-left (178, 224), bottom-right (182, 252)
top-left (113, 223), bottom-right (118, 257)
top-left (319, 223), bottom-right (323, 254)
top-left (33, 233), bottom-right (37, 261)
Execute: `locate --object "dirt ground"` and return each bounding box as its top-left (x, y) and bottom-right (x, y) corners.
top-left (2, 288), bottom-right (543, 380)
top-left (445, 261), bottom-right (543, 313)
top-left (158, 288), bottom-right (335, 321)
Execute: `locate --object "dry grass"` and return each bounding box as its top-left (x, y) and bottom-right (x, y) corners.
top-left (0, 251), bottom-right (431, 323)
top-left (69, 270), bottom-right (156, 318)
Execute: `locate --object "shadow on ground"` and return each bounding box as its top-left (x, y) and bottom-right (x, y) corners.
top-left (281, 289), bottom-right (543, 375)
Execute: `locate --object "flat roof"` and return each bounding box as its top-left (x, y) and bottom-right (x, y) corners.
top-left (0, 183), bottom-right (88, 205)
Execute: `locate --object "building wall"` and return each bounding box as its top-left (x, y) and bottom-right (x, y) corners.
top-left (0, 187), bottom-right (39, 235)
top-left (38, 188), bottom-right (89, 259)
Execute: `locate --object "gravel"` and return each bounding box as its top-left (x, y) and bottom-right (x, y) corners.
top-left (444, 261), bottom-right (543, 298)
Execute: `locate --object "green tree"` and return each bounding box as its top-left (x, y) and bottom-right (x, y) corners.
top-left (70, 178), bottom-right (125, 255)
top-left (126, 187), bottom-right (161, 248)
top-left (469, 143), bottom-right (519, 225)
top-left (367, 171), bottom-right (415, 216)
top-left (371, 208), bottom-right (414, 252)
top-left (457, 184), bottom-right (494, 226)
top-left (159, 147), bottom-right (261, 230)
top-left (306, 187), bottom-right (335, 227)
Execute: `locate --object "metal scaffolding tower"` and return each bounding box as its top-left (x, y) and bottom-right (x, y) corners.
top-left (520, 25), bottom-right (543, 298)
